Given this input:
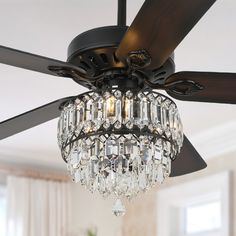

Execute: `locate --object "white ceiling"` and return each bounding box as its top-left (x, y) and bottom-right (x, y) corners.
top-left (0, 0), bottom-right (235, 170)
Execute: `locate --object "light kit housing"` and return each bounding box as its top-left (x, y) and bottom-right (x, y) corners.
top-left (58, 89), bottom-right (183, 214)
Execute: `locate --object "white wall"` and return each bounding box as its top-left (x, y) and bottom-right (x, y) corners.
top-left (69, 184), bottom-right (122, 236)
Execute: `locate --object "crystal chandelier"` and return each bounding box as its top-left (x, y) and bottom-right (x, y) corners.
top-left (58, 89), bottom-right (183, 216)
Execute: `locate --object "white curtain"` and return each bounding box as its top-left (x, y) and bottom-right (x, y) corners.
top-left (6, 175), bottom-right (70, 236)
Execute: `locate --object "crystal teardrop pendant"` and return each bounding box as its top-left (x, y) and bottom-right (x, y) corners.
top-left (112, 198), bottom-right (126, 217)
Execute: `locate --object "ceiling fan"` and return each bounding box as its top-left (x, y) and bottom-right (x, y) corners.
top-left (0, 0), bottom-right (235, 193)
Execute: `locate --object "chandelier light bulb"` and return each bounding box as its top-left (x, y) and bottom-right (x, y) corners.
top-left (57, 89), bottom-right (184, 215)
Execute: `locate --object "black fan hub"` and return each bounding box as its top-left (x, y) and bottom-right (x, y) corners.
top-left (67, 25), bottom-right (175, 90)
top-left (67, 26), bottom-right (127, 74)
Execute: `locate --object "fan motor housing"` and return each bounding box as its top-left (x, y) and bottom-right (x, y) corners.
top-left (67, 26), bottom-right (175, 89)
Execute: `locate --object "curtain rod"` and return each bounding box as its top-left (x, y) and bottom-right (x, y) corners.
top-left (0, 164), bottom-right (70, 182)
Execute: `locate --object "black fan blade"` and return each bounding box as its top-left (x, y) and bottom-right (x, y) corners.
top-left (116, 0), bottom-right (216, 69)
top-left (170, 135), bottom-right (207, 177)
top-left (165, 71), bottom-right (236, 104)
top-left (0, 45), bottom-right (80, 78)
top-left (0, 97), bottom-right (75, 140)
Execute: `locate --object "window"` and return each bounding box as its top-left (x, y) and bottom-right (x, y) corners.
top-left (185, 200), bottom-right (222, 234)
top-left (157, 172), bottom-right (230, 236)
top-left (0, 185), bottom-right (6, 236)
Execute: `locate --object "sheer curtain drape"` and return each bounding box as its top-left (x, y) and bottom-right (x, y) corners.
top-left (6, 175), bottom-right (70, 236)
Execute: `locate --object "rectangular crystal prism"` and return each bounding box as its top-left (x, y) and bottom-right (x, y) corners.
top-left (151, 101), bottom-right (161, 125)
top-left (104, 96), bottom-right (116, 124)
top-left (75, 101), bottom-right (84, 132)
top-left (140, 97), bottom-right (151, 126)
top-left (116, 99), bottom-right (122, 125)
top-left (67, 105), bottom-right (76, 133)
top-left (57, 112), bottom-right (64, 143)
top-left (105, 137), bottom-right (119, 156)
top-left (133, 97), bottom-right (141, 126)
top-left (122, 97), bottom-right (134, 124)
top-left (93, 98), bottom-right (103, 122)
top-left (161, 101), bottom-right (171, 137)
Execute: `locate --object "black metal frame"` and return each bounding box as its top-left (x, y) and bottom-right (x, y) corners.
top-left (61, 128), bottom-right (179, 163)
top-left (59, 89), bottom-right (180, 163)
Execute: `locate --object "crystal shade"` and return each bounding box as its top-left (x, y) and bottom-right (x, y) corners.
top-left (58, 89), bottom-right (183, 215)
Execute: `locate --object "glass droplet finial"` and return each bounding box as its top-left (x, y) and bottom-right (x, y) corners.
top-left (112, 198), bottom-right (126, 217)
